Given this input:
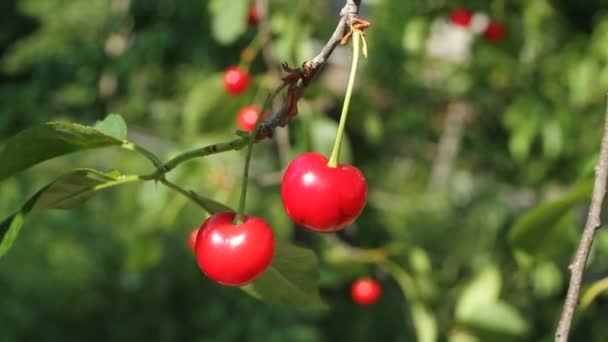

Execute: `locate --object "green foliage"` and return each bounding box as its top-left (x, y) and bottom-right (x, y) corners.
top-left (2, 0), bottom-right (608, 341)
top-left (0, 169), bottom-right (138, 258)
top-left (0, 115), bottom-right (127, 182)
top-left (508, 179), bottom-right (593, 257)
top-left (244, 240), bottom-right (326, 308)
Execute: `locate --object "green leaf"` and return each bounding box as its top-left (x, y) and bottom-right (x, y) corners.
top-left (456, 265), bottom-right (502, 321)
top-left (411, 303), bottom-right (438, 342)
top-left (208, 0), bottom-right (248, 45)
top-left (508, 179), bottom-right (593, 255)
top-left (242, 240), bottom-right (327, 308)
top-left (0, 114), bottom-right (128, 182)
top-left (189, 191), bottom-right (234, 214)
top-left (460, 301), bottom-right (529, 336)
top-left (0, 169), bottom-right (139, 258)
top-left (94, 113), bottom-right (127, 140)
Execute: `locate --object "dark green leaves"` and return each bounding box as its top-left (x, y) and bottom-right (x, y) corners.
top-left (508, 179), bottom-right (593, 255)
top-left (243, 240), bottom-right (327, 308)
top-left (0, 169), bottom-right (139, 258)
top-left (0, 114), bottom-right (127, 182)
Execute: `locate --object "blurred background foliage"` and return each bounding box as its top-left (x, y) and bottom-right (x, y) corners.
top-left (3, 0), bottom-right (608, 341)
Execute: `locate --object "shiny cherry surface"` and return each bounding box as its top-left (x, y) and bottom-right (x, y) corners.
top-left (450, 8), bottom-right (473, 28)
top-left (223, 66), bottom-right (250, 95)
top-left (351, 278), bottom-right (382, 305)
top-left (237, 105), bottom-right (261, 132)
top-left (195, 212), bottom-right (274, 286)
top-left (281, 152), bottom-right (367, 232)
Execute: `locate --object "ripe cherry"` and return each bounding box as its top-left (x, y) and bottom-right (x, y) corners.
top-left (483, 21), bottom-right (505, 42)
top-left (247, 5), bottom-right (260, 27)
top-left (281, 152), bottom-right (367, 232)
top-left (450, 8), bottom-right (473, 28)
top-left (237, 105), bottom-right (261, 132)
top-left (351, 278), bottom-right (382, 305)
top-left (195, 212), bottom-right (274, 286)
top-left (223, 66), bottom-right (251, 95)
top-left (188, 227), bottom-right (199, 252)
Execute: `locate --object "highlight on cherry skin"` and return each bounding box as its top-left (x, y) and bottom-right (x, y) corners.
top-left (194, 212), bottom-right (275, 286)
top-left (223, 66), bottom-right (251, 95)
top-left (281, 152), bottom-right (367, 232)
top-left (237, 105), bottom-right (261, 132)
top-left (351, 278), bottom-right (382, 305)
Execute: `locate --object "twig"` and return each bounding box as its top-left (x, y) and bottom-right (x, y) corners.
top-left (555, 98), bottom-right (608, 342)
top-left (256, 0), bottom-right (292, 168)
top-left (142, 0), bottom-right (362, 180)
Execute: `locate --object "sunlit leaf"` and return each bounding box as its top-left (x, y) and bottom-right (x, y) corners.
top-left (456, 265), bottom-right (502, 320)
top-left (94, 113), bottom-right (127, 140)
top-left (0, 114), bottom-right (127, 182)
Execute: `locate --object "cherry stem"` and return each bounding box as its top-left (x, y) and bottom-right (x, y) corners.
top-left (328, 29), bottom-right (362, 168)
top-left (234, 85), bottom-right (286, 225)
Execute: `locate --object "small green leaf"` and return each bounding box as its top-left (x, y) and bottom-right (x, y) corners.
top-left (456, 265), bottom-right (502, 321)
top-left (189, 191), bottom-right (234, 214)
top-left (242, 240), bottom-right (327, 308)
top-left (461, 301), bottom-right (529, 336)
top-left (411, 303), bottom-right (438, 342)
top-left (0, 114), bottom-right (128, 182)
top-left (94, 113), bottom-right (127, 140)
top-left (0, 169), bottom-right (139, 258)
top-left (208, 0), bottom-right (248, 45)
top-left (508, 179), bottom-right (593, 255)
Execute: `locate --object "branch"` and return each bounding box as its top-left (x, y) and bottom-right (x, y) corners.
top-left (555, 98), bottom-right (608, 342)
top-left (142, 0), bottom-right (362, 180)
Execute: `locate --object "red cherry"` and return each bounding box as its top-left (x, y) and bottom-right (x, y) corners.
top-left (247, 5), bottom-right (260, 27)
top-left (484, 21), bottom-right (505, 42)
top-left (281, 152), bottom-right (367, 232)
top-left (237, 105), bottom-right (261, 132)
top-left (351, 278), bottom-right (382, 305)
top-left (195, 212), bottom-right (274, 286)
top-left (223, 66), bottom-right (251, 95)
top-left (450, 8), bottom-right (473, 28)
top-left (188, 227), bottom-right (199, 252)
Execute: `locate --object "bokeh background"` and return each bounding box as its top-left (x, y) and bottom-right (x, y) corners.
top-left (3, 0), bottom-right (608, 341)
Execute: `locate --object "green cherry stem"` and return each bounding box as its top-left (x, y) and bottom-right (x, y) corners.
top-left (327, 29), bottom-right (363, 168)
top-left (234, 85), bottom-right (286, 225)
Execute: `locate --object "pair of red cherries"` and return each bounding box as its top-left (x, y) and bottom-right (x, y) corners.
top-left (189, 152), bottom-right (368, 284)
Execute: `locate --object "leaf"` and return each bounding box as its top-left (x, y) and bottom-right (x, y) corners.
top-left (0, 169), bottom-right (139, 258)
top-left (0, 114), bottom-right (128, 182)
top-left (580, 276), bottom-right (608, 311)
top-left (189, 191), bottom-right (234, 214)
top-left (460, 301), bottom-right (529, 336)
top-left (208, 0), bottom-right (248, 45)
top-left (94, 113), bottom-right (127, 140)
top-left (508, 179), bottom-right (593, 255)
top-left (411, 303), bottom-right (438, 342)
top-left (241, 240), bottom-right (327, 308)
top-left (456, 265), bottom-right (502, 320)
